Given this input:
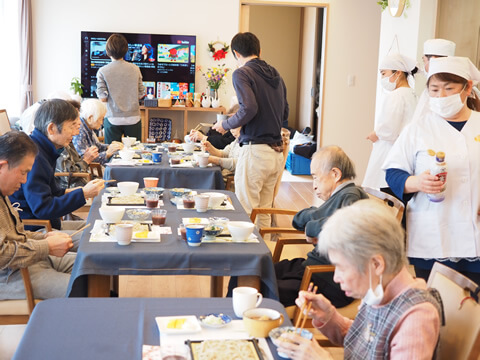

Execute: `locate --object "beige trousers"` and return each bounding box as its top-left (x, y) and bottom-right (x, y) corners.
top-left (234, 144), bottom-right (283, 229)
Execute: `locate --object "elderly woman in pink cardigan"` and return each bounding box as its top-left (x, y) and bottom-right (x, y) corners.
top-left (277, 200), bottom-right (443, 360)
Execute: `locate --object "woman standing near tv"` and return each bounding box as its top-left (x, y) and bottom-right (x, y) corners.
top-left (96, 33), bottom-right (144, 144)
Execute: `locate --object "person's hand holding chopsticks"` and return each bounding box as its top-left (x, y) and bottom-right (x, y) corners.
top-left (82, 178), bottom-right (105, 199)
top-left (295, 290), bottom-right (336, 328)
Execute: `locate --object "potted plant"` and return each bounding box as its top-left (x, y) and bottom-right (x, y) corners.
top-left (70, 77), bottom-right (84, 96)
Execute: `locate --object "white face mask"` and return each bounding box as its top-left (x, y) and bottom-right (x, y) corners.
top-left (380, 73), bottom-right (397, 92)
top-left (429, 85), bottom-right (467, 118)
top-left (362, 266), bottom-right (384, 306)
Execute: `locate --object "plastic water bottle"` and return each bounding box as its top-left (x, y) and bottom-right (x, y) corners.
top-left (428, 151), bottom-right (447, 203)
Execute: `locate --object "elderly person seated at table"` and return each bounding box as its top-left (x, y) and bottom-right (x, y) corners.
top-left (72, 98), bottom-right (124, 165)
top-left (187, 104), bottom-right (240, 149)
top-left (277, 200), bottom-right (444, 360)
top-left (0, 131), bottom-right (75, 300)
top-left (203, 126), bottom-right (241, 180)
top-left (9, 99), bottom-right (105, 248)
top-left (55, 100), bottom-right (99, 189)
top-left (275, 146), bottom-right (368, 309)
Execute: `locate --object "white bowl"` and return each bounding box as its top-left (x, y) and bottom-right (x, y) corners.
top-left (117, 181), bottom-right (139, 196)
top-left (118, 149), bottom-right (135, 161)
top-left (122, 136), bottom-right (136, 148)
top-left (202, 192), bottom-right (225, 208)
top-left (182, 143), bottom-right (195, 153)
top-left (99, 206), bottom-right (125, 223)
top-left (227, 221), bottom-right (255, 242)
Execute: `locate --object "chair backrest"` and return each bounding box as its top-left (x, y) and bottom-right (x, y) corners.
top-left (427, 262), bottom-right (480, 360)
top-left (362, 187), bottom-right (404, 223)
top-left (0, 109), bottom-right (12, 135)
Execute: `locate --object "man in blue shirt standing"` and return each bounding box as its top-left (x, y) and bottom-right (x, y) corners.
top-left (213, 32), bottom-right (288, 229)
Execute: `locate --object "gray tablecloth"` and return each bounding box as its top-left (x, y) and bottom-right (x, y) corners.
top-left (13, 297), bottom-right (290, 360)
top-left (66, 190), bottom-right (279, 300)
top-left (104, 157), bottom-right (225, 190)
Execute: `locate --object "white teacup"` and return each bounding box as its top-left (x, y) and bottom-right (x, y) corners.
top-left (197, 153), bottom-right (209, 168)
top-left (233, 286), bottom-right (263, 318)
top-left (194, 194), bottom-right (210, 213)
top-left (116, 223), bottom-right (133, 245)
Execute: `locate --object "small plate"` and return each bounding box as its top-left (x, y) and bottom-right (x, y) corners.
top-left (198, 313), bottom-right (232, 328)
top-left (156, 315), bottom-right (201, 334)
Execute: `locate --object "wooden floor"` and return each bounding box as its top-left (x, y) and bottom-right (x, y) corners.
top-left (77, 171), bottom-right (317, 298)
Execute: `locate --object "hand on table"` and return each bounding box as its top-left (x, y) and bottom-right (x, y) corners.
top-left (82, 179), bottom-right (105, 199)
top-left (277, 332), bottom-right (333, 360)
top-left (47, 232), bottom-right (73, 257)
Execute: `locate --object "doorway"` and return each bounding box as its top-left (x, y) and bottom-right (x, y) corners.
top-left (240, 2), bottom-right (328, 140)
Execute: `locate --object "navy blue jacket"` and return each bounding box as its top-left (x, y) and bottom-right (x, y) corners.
top-left (10, 129), bottom-right (86, 230)
top-left (223, 58), bottom-right (288, 144)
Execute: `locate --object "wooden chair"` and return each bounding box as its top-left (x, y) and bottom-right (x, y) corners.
top-left (427, 262), bottom-right (480, 360)
top-left (0, 220), bottom-right (52, 324)
top-left (362, 187), bottom-right (404, 223)
top-left (250, 208), bottom-right (303, 238)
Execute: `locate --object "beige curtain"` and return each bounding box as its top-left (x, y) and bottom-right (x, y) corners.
top-left (19, 0), bottom-right (33, 113)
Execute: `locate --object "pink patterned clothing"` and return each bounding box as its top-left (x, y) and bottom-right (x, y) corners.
top-left (317, 267), bottom-right (442, 359)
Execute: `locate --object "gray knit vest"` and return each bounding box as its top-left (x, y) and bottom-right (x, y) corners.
top-left (344, 287), bottom-right (443, 360)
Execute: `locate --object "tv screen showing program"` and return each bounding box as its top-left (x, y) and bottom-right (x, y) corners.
top-left (81, 31), bottom-right (196, 99)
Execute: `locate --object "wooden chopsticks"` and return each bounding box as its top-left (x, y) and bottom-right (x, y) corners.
top-left (69, 223), bottom-right (91, 237)
top-left (294, 282), bottom-right (318, 333)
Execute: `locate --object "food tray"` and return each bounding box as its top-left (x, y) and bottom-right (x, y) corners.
top-left (186, 339), bottom-right (264, 360)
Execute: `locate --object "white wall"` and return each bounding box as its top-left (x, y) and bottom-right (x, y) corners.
top-left (31, 0), bottom-right (240, 108)
top-left (249, 6), bottom-right (302, 128)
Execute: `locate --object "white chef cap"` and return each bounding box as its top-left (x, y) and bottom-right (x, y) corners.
top-left (428, 56), bottom-right (480, 84)
top-left (423, 39), bottom-right (456, 57)
top-left (379, 53), bottom-right (418, 74)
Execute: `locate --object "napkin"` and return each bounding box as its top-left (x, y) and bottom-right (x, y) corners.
top-left (89, 220), bottom-right (161, 242)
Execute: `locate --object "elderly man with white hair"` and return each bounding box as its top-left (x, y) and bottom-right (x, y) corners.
top-left (72, 98), bottom-right (123, 165)
top-left (277, 200), bottom-right (443, 360)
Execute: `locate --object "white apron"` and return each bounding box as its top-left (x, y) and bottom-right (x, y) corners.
top-left (383, 111), bottom-right (480, 259)
top-left (363, 87), bottom-right (417, 189)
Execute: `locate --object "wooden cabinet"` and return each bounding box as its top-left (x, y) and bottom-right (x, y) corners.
top-left (139, 106), bottom-right (226, 142)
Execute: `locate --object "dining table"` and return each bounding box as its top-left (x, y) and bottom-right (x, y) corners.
top-left (12, 297), bottom-right (290, 360)
top-left (66, 189), bottom-right (279, 300)
top-left (104, 149), bottom-right (225, 190)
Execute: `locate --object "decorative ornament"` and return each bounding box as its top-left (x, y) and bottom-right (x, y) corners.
top-left (208, 41), bottom-right (229, 61)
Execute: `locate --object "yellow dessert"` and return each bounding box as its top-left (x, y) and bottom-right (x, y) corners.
top-left (167, 318), bottom-right (186, 329)
top-left (135, 231), bottom-right (149, 238)
top-left (189, 218), bottom-right (202, 224)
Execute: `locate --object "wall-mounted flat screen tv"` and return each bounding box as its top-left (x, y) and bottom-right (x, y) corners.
top-left (81, 31), bottom-right (196, 99)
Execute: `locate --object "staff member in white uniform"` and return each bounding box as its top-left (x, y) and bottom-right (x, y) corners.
top-left (363, 53), bottom-right (418, 189)
top-left (410, 39), bottom-right (456, 124)
top-left (383, 56), bottom-right (480, 283)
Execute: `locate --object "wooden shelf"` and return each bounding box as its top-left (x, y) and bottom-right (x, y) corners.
top-left (139, 106), bottom-right (226, 141)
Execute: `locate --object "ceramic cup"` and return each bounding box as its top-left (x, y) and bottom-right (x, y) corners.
top-left (116, 223), bottom-right (133, 245)
top-left (143, 177), bottom-right (159, 188)
top-left (197, 153), bottom-right (209, 168)
top-left (194, 194), bottom-right (210, 213)
top-left (152, 152), bottom-right (162, 163)
top-left (186, 224), bottom-right (204, 247)
top-left (243, 308), bottom-right (285, 338)
top-left (232, 286), bottom-right (263, 318)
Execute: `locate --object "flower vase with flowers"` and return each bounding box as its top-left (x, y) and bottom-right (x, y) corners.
top-left (201, 64), bottom-right (230, 99)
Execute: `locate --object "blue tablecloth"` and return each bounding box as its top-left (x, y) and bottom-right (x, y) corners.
top-left (66, 190), bottom-right (279, 300)
top-left (13, 297), bottom-right (290, 360)
top-left (104, 156), bottom-right (225, 190)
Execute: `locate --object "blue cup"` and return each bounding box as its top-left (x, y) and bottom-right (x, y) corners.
top-left (186, 225), bottom-right (204, 247)
top-left (152, 152), bottom-right (162, 163)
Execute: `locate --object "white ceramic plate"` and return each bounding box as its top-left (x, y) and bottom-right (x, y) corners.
top-left (155, 315), bottom-right (201, 334)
